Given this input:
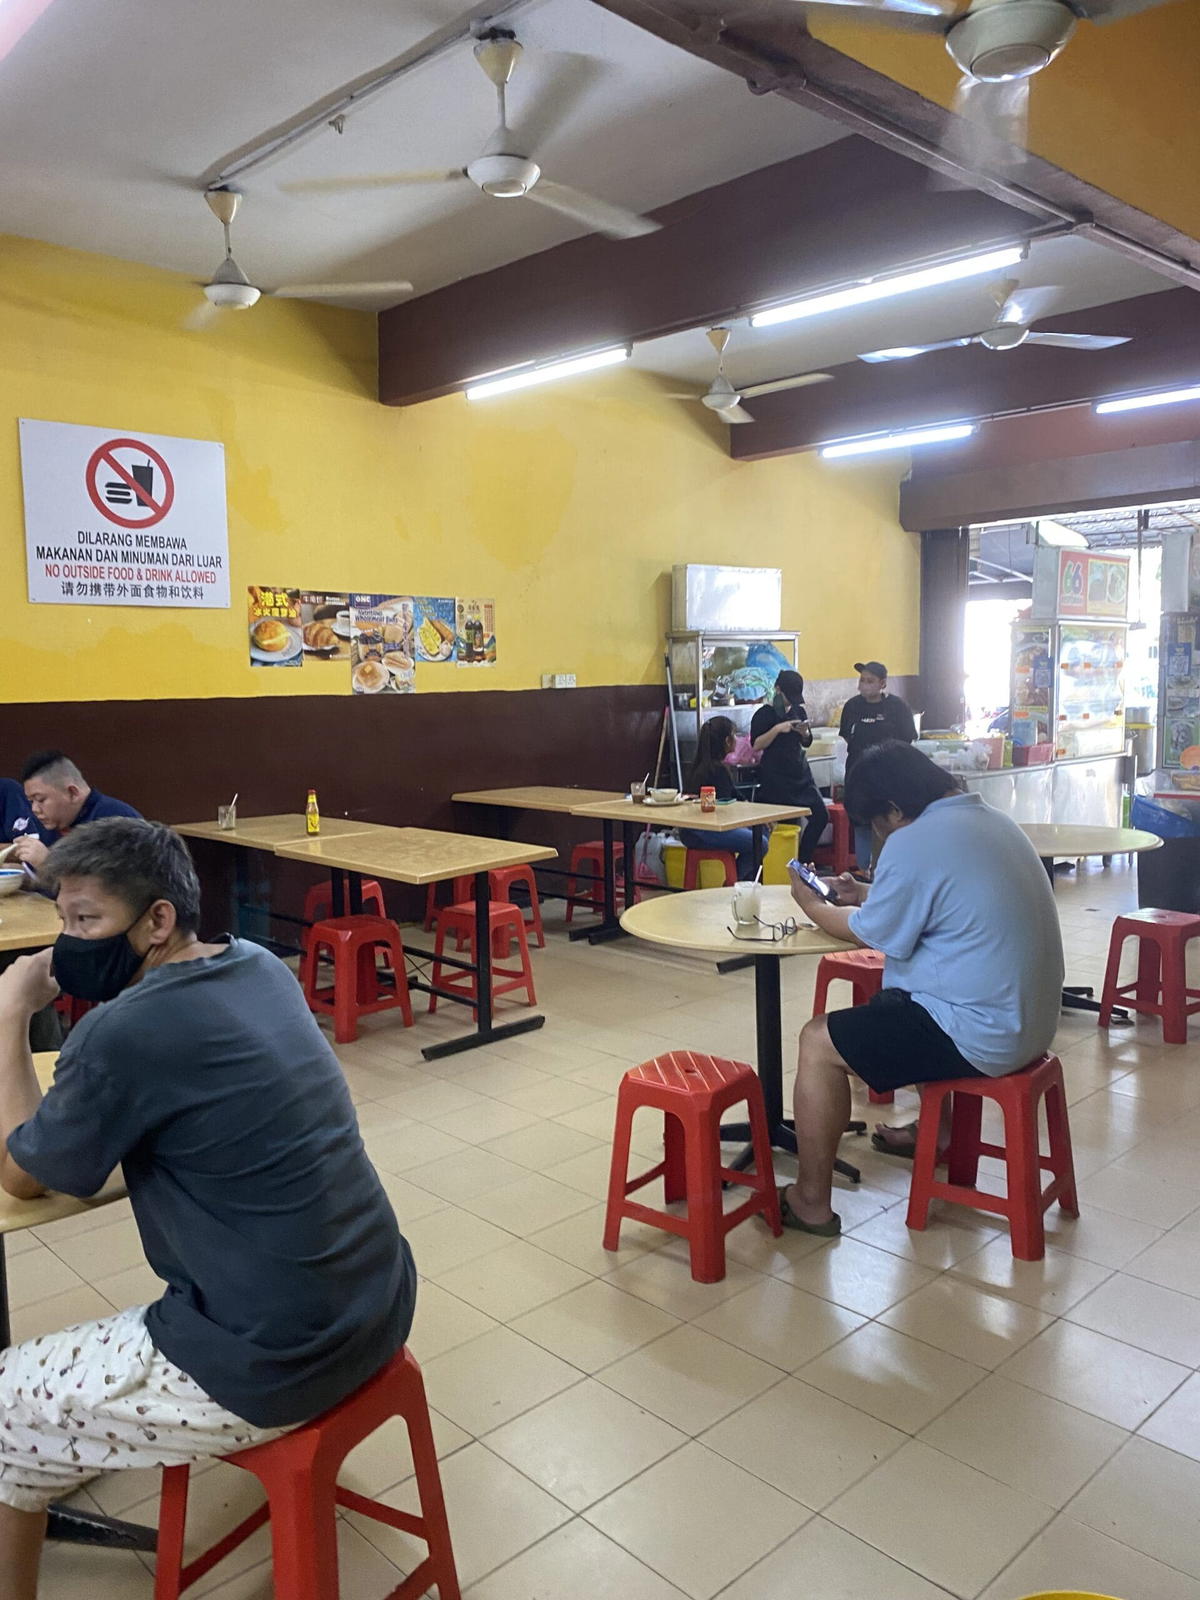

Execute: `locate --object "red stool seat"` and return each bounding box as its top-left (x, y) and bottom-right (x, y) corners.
top-left (300, 916), bottom-right (414, 1044)
top-left (604, 1051), bottom-right (781, 1283)
top-left (430, 901), bottom-right (536, 1016)
top-left (1099, 908), bottom-right (1200, 1044)
top-left (813, 949), bottom-right (892, 1104)
top-left (906, 1052), bottom-right (1078, 1260)
top-left (565, 840), bottom-right (623, 923)
top-left (813, 801), bottom-right (854, 875)
top-left (682, 849), bottom-right (736, 891)
top-left (154, 1347), bottom-right (460, 1600)
top-left (488, 864), bottom-right (545, 950)
top-left (54, 994), bottom-right (95, 1029)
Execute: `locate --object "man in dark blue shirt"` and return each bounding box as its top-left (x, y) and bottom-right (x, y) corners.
top-left (0, 779), bottom-right (40, 847)
top-left (8, 750), bottom-right (140, 871)
top-left (0, 819), bottom-right (413, 1597)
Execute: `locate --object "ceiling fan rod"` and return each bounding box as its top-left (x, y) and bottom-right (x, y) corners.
top-left (205, 0), bottom-right (539, 189)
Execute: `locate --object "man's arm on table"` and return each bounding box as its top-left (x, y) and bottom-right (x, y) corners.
top-left (0, 950), bottom-right (59, 1199)
top-left (787, 870), bottom-right (866, 946)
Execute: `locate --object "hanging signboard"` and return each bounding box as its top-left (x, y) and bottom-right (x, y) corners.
top-left (1031, 547), bottom-right (1130, 622)
top-left (20, 418), bottom-right (230, 609)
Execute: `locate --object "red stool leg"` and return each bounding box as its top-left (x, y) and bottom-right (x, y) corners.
top-left (1159, 933), bottom-right (1190, 1044)
top-left (867, 1088), bottom-right (895, 1106)
top-left (1044, 1077), bottom-right (1079, 1217)
top-left (604, 1081), bottom-right (637, 1252)
top-left (429, 916), bottom-right (450, 1015)
top-left (683, 853), bottom-right (700, 891)
top-left (812, 962), bottom-right (833, 1016)
top-left (153, 1466), bottom-right (190, 1600)
top-left (398, 1359), bottom-right (463, 1600)
top-left (946, 1094), bottom-right (983, 1189)
top-left (681, 1101), bottom-right (725, 1283)
top-left (1134, 934), bottom-right (1162, 1008)
top-left (1098, 928), bottom-right (1127, 1026)
top-left (906, 1082), bottom-right (952, 1233)
top-left (662, 1111), bottom-right (686, 1204)
top-left (1003, 1086), bottom-right (1046, 1261)
top-left (251, 1448), bottom-right (339, 1600)
top-left (743, 1084), bottom-right (782, 1236)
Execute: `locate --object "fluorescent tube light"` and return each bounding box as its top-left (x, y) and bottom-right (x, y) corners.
top-left (820, 421), bottom-right (975, 459)
top-left (1094, 384), bottom-right (1200, 415)
top-left (466, 345), bottom-right (629, 400)
top-left (749, 244), bottom-right (1025, 329)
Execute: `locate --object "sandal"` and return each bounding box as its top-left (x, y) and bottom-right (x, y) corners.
top-left (870, 1123), bottom-right (919, 1159)
top-left (777, 1187), bottom-right (841, 1236)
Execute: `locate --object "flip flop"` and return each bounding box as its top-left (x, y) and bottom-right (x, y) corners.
top-left (777, 1187), bottom-right (841, 1236)
top-left (870, 1130), bottom-right (918, 1159)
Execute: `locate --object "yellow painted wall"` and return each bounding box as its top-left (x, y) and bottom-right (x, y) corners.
top-left (0, 235), bottom-right (918, 703)
top-left (811, 3), bottom-right (1200, 242)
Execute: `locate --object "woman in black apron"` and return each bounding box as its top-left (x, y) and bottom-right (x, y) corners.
top-left (750, 670), bottom-right (828, 862)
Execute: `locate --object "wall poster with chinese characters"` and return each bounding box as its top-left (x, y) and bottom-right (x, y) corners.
top-left (455, 597), bottom-right (496, 666)
top-left (247, 587), bottom-right (302, 667)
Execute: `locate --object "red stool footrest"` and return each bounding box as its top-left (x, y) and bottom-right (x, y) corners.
top-left (430, 902), bottom-right (536, 1017)
top-left (906, 1052), bottom-right (1078, 1261)
top-left (604, 1052), bottom-right (781, 1283)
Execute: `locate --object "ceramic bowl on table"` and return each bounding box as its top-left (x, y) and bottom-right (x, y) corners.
top-left (649, 788), bottom-right (680, 804)
top-left (0, 868), bottom-right (25, 898)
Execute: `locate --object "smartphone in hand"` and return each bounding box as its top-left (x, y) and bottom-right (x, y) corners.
top-left (787, 859), bottom-right (839, 904)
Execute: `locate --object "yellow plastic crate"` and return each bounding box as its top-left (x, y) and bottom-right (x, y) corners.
top-left (761, 825), bottom-right (800, 885)
top-left (662, 843), bottom-right (733, 890)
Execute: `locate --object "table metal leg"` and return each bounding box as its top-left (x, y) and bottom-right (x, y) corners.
top-left (1041, 855), bottom-right (1132, 1023)
top-left (571, 819), bottom-right (628, 945)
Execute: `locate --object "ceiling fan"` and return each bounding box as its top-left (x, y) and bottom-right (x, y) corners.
top-left (666, 328), bottom-right (831, 423)
top-left (792, 0), bottom-right (1180, 152)
top-left (280, 29), bottom-right (660, 243)
top-left (186, 188), bottom-right (414, 329)
top-left (858, 279), bottom-right (1131, 362)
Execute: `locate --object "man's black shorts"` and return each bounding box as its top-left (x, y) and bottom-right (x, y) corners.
top-left (825, 987), bottom-right (985, 1094)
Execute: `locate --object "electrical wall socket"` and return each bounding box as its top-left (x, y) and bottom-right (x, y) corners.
top-left (541, 673), bottom-right (577, 689)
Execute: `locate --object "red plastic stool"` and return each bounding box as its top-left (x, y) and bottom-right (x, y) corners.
top-left (488, 864), bottom-right (546, 950)
top-left (565, 841), bottom-right (622, 923)
top-left (812, 949), bottom-right (892, 1104)
top-left (1099, 908), bottom-right (1200, 1044)
top-left (153, 1348), bottom-right (460, 1600)
top-left (603, 1051), bottom-right (781, 1283)
top-left (53, 994), bottom-right (95, 1029)
top-left (906, 1052), bottom-right (1078, 1261)
top-left (682, 849), bottom-right (736, 890)
top-left (300, 916), bottom-right (414, 1044)
top-left (813, 801), bottom-right (854, 876)
top-left (303, 878), bottom-right (386, 925)
top-left (423, 876), bottom-right (474, 932)
top-left (430, 902), bottom-right (536, 1016)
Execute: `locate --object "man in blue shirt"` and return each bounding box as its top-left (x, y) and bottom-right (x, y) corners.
top-left (0, 780), bottom-right (40, 847)
top-left (0, 819), bottom-right (413, 1597)
top-left (8, 751), bottom-right (141, 871)
top-left (779, 740), bottom-right (1063, 1235)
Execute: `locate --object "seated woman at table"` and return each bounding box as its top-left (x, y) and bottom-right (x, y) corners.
top-left (680, 716), bottom-right (757, 882)
top-left (750, 671), bottom-right (828, 862)
top-left (0, 819), bottom-right (415, 1600)
top-left (778, 740), bottom-right (1063, 1235)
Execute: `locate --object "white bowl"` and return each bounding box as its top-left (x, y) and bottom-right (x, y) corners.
top-left (649, 788), bottom-right (680, 803)
top-left (0, 869), bottom-right (25, 898)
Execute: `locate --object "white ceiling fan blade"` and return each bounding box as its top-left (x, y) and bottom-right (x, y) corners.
top-left (271, 281), bottom-right (415, 299)
top-left (663, 390), bottom-right (708, 401)
top-left (1079, 0), bottom-right (1180, 19)
top-left (1022, 331), bottom-right (1132, 350)
top-left (858, 338), bottom-right (974, 363)
top-left (999, 285), bottom-right (1062, 326)
top-left (797, 0), bottom-right (957, 26)
top-left (280, 170), bottom-right (466, 195)
top-left (716, 404), bottom-right (756, 424)
top-left (934, 73), bottom-right (1029, 184)
top-left (740, 371), bottom-right (833, 398)
top-left (512, 51), bottom-right (608, 151)
top-left (525, 179), bottom-right (660, 240)
top-left (183, 299), bottom-right (223, 333)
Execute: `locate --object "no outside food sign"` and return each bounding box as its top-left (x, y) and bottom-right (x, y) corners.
top-left (20, 418), bottom-right (230, 609)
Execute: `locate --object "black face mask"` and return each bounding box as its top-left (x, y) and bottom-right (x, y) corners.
top-left (52, 910), bottom-right (151, 1002)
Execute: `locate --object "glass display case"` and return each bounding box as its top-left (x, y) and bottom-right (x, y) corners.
top-left (667, 630), bottom-right (800, 764)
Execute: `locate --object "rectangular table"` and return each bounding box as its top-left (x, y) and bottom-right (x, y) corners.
top-left (567, 797), bottom-right (813, 944)
top-left (273, 826), bottom-right (558, 1060)
top-left (0, 892), bottom-right (62, 952)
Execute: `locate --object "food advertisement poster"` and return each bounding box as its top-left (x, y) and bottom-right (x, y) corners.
top-left (247, 586), bottom-right (301, 667)
top-left (349, 593), bottom-right (415, 695)
top-left (414, 597), bottom-right (457, 663)
top-left (299, 591), bottom-right (351, 663)
top-left (21, 418), bottom-right (231, 610)
top-left (1162, 614), bottom-right (1200, 767)
top-left (455, 596), bottom-right (496, 667)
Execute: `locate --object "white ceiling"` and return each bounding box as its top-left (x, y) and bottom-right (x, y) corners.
top-left (0, 0), bottom-right (841, 303)
top-left (631, 234), bottom-right (1170, 394)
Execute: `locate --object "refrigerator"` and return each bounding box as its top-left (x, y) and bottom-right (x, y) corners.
top-left (1010, 619), bottom-right (1127, 759)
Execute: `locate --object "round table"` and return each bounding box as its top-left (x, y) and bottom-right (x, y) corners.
top-left (620, 886), bottom-right (861, 1177)
top-left (1019, 823), bottom-right (1163, 1022)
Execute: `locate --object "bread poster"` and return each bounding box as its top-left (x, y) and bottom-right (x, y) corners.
top-left (298, 591), bottom-right (351, 663)
top-left (247, 586), bottom-right (302, 668)
top-left (413, 597), bottom-right (457, 663)
top-left (348, 593), bottom-right (416, 695)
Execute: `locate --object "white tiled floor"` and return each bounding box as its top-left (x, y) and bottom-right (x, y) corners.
top-left (22, 858), bottom-right (1200, 1597)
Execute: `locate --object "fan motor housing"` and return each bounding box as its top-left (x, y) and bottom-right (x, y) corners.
top-left (946, 0), bottom-right (1077, 82)
top-left (467, 152), bottom-right (541, 198)
top-left (978, 322), bottom-right (1030, 351)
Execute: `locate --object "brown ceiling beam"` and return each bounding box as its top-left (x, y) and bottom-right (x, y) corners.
top-left (729, 287), bottom-right (1200, 461)
top-left (377, 137), bottom-right (1034, 405)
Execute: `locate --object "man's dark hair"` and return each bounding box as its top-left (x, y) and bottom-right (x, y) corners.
top-left (21, 749), bottom-right (83, 786)
top-left (844, 739), bottom-right (962, 827)
top-left (40, 818), bottom-right (202, 933)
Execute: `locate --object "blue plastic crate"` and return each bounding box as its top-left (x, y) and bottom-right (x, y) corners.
top-left (1132, 794), bottom-right (1200, 840)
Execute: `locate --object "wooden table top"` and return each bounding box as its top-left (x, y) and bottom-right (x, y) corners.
top-left (174, 814), bottom-right (387, 849)
top-left (621, 885), bottom-right (851, 960)
top-left (571, 797), bottom-right (810, 828)
top-left (0, 1055), bottom-right (127, 1237)
top-left (274, 826), bottom-right (558, 885)
top-left (0, 892), bottom-right (61, 953)
top-left (452, 786), bottom-right (625, 813)
top-left (1019, 824), bottom-right (1163, 859)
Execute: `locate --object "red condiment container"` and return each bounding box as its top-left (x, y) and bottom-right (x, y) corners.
top-left (700, 786), bottom-right (717, 813)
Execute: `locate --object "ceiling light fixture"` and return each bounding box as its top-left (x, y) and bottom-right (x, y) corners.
top-left (1094, 384), bottom-right (1200, 415)
top-left (749, 245), bottom-right (1026, 330)
top-left (466, 344), bottom-right (630, 400)
top-left (820, 421), bottom-right (976, 460)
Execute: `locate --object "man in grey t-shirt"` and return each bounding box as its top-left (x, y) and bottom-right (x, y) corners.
top-left (0, 820), bottom-right (413, 1599)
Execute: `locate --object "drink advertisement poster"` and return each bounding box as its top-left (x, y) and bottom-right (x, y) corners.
top-left (247, 586), bottom-right (301, 668)
top-left (456, 596), bottom-right (496, 667)
top-left (348, 594), bottom-right (416, 695)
